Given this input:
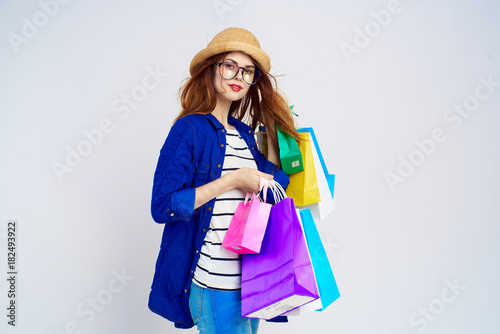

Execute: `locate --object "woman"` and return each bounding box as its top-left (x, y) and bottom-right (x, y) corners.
top-left (148, 27), bottom-right (300, 333)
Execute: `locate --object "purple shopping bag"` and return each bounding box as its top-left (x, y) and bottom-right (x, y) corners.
top-left (285, 209), bottom-right (340, 315)
top-left (241, 197), bottom-right (319, 319)
top-left (222, 178), bottom-right (272, 254)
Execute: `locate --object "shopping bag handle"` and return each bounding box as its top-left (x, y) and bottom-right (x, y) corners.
top-left (245, 177), bottom-right (270, 204)
top-left (258, 176), bottom-right (269, 203)
top-left (244, 192), bottom-right (254, 204)
top-left (261, 179), bottom-right (286, 203)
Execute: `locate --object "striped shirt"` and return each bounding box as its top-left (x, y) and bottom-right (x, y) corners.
top-left (193, 128), bottom-right (258, 290)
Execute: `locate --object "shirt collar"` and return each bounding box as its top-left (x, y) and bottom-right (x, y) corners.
top-left (204, 113), bottom-right (250, 134)
top-left (204, 113), bottom-right (224, 129)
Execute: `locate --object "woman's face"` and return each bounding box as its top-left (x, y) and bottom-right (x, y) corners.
top-left (212, 51), bottom-right (255, 103)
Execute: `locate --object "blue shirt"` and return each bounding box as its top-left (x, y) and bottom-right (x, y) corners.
top-left (149, 113), bottom-right (290, 328)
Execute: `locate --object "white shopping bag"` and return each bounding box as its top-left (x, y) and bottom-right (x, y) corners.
top-left (298, 132), bottom-right (334, 221)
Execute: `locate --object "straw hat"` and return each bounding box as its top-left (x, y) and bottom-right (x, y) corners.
top-left (189, 27), bottom-right (270, 76)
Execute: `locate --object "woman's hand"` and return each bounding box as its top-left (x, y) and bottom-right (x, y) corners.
top-left (225, 167), bottom-right (273, 193)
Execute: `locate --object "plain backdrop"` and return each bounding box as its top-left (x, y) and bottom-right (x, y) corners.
top-left (1, 0), bottom-right (499, 333)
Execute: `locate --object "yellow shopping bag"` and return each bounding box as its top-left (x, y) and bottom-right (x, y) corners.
top-left (286, 132), bottom-right (321, 206)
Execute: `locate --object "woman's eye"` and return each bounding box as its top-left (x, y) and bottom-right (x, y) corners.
top-left (244, 68), bottom-right (254, 74)
top-left (224, 63), bottom-right (236, 70)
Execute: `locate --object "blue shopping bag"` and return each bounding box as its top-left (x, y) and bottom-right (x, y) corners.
top-left (298, 208), bottom-right (340, 311)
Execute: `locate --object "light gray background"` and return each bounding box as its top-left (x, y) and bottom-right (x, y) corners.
top-left (1, 0), bottom-right (499, 333)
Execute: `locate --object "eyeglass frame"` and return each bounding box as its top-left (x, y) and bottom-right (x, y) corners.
top-left (214, 61), bottom-right (262, 85)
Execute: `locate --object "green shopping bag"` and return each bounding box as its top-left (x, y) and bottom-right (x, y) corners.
top-left (277, 126), bottom-right (303, 175)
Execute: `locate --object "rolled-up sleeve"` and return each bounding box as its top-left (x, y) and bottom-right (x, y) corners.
top-left (151, 119), bottom-right (197, 224)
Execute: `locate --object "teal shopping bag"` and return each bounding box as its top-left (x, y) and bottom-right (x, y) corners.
top-left (298, 208), bottom-right (340, 311)
top-left (277, 127), bottom-right (303, 175)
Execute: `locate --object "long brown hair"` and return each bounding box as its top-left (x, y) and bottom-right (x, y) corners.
top-left (175, 53), bottom-right (300, 146)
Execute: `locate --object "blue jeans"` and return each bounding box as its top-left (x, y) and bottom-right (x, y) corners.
top-left (188, 283), bottom-right (259, 334)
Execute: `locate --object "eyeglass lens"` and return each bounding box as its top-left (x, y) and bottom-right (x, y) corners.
top-left (220, 61), bottom-right (259, 85)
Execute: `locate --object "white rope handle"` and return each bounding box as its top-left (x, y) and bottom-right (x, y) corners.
top-left (260, 179), bottom-right (287, 203)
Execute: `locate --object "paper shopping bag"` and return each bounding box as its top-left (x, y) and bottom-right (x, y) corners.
top-left (285, 209), bottom-right (340, 315)
top-left (281, 209), bottom-right (322, 315)
top-left (299, 127), bottom-right (335, 199)
top-left (296, 128), bottom-right (335, 221)
top-left (277, 127), bottom-right (303, 175)
top-left (222, 179), bottom-right (272, 254)
top-left (241, 196), bottom-right (319, 319)
top-left (286, 132), bottom-right (321, 206)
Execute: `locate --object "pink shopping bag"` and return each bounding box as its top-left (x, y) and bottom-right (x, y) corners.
top-left (222, 178), bottom-right (272, 254)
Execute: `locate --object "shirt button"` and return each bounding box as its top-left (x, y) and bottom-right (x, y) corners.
top-left (203, 229), bottom-right (207, 233)
top-left (248, 130), bottom-right (251, 134)
top-left (217, 164), bottom-right (221, 168)
top-left (196, 250), bottom-right (199, 253)
top-left (220, 144), bottom-right (224, 148)
top-left (191, 270), bottom-right (193, 273)
top-left (208, 207), bottom-right (212, 211)
top-left (184, 289), bottom-right (187, 293)
top-left (222, 129), bottom-right (225, 133)
top-left (170, 213), bottom-right (174, 217)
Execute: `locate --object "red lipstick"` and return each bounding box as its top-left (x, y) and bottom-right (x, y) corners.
top-left (229, 84), bottom-right (242, 92)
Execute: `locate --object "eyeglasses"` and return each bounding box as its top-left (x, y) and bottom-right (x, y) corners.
top-left (214, 61), bottom-right (261, 85)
